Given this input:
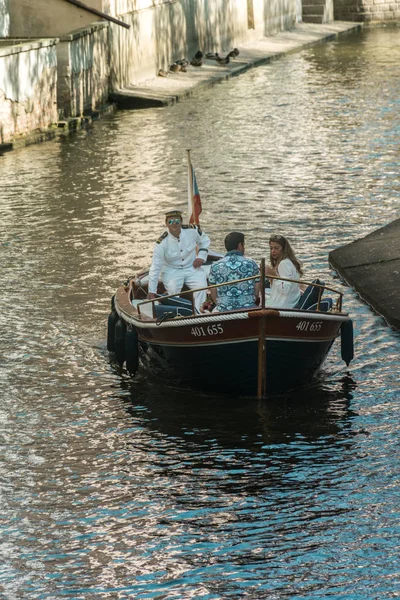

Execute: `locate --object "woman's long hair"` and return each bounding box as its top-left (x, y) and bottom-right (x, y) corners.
top-left (269, 234), bottom-right (303, 276)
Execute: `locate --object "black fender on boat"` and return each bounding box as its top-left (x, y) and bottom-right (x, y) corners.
top-left (114, 318), bottom-right (126, 365)
top-left (340, 319), bottom-right (354, 366)
top-left (107, 309), bottom-right (119, 352)
top-left (125, 326), bottom-right (139, 376)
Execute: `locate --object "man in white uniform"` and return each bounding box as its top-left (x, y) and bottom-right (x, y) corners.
top-left (147, 210), bottom-right (211, 312)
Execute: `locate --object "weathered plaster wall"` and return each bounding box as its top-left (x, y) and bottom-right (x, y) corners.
top-left (107, 0), bottom-right (298, 88)
top-left (325, 0), bottom-right (334, 23)
top-left (302, 0), bottom-right (333, 23)
top-left (57, 22), bottom-right (110, 118)
top-left (0, 39), bottom-right (58, 143)
top-left (8, 0), bottom-right (299, 89)
top-left (335, 0), bottom-right (400, 22)
top-left (9, 0), bottom-right (97, 37)
top-left (0, 0), bottom-right (10, 37)
top-left (296, 0), bottom-right (303, 22)
top-left (3, 0), bottom-right (300, 140)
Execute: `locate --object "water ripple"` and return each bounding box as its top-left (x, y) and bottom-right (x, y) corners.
top-left (0, 26), bottom-right (399, 600)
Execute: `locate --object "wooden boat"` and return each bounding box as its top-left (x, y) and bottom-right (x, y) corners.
top-left (107, 255), bottom-right (354, 397)
top-left (108, 151), bottom-right (353, 397)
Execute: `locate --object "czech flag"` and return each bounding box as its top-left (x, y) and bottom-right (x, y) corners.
top-left (188, 163), bottom-right (202, 225)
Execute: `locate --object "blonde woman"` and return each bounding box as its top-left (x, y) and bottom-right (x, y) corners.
top-left (265, 234), bottom-right (303, 308)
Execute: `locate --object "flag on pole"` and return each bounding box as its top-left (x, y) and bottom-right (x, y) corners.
top-left (188, 161), bottom-right (202, 225)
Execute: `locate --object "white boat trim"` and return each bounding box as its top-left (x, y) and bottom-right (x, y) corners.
top-left (116, 303), bottom-right (350, 329)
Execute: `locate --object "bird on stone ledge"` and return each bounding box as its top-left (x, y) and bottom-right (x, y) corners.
top-left (227, 48), bottom-right (240, 59)
top-left (205, 52), bottom-right (230, 65)
top-left (215, 53), bottom-right (230, 66)
top-left (190, 51), bottom-right (203, 67)
top-left (169, 63), bottom-right (181, 73)
top-left (176, 59), bottom-right (188, 72)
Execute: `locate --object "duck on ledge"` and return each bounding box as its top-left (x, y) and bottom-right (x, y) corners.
top-left (206, 48), bottom-right (239, 64)
top-left (190, 51), bottom-right (203, 67)
top-left (207, 52), bottom-right (230, 66)
top-left (227, 48), bottom-right (240, 59)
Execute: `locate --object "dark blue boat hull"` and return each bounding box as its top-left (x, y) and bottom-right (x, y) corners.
top-left (139, 338), bottom-right (335, 395)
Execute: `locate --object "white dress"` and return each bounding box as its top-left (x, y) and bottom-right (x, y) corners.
top-left (265, 258), bottom-right (301, 309)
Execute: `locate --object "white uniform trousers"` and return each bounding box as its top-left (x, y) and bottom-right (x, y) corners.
top-left (162, 265), bottom-right (207, 313)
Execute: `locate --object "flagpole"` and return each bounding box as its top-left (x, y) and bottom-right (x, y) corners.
top-left (187, 149), bottom-right (194, 222)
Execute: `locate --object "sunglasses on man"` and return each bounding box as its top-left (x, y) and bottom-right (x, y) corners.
top-left (168, 218), bottom-right (181, 225)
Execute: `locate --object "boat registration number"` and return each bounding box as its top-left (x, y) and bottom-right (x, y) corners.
top-left (296, 320), bottom-right (323, 332)
top-left (191, 324), bottom-right (224, 337)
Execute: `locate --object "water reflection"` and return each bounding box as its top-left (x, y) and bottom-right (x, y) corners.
top-left (119, 374), bottom-right (358, 447)
top-left (107, 374), bottom-right (362, 510)
top-left (0, 26), bottom-right (400, 599)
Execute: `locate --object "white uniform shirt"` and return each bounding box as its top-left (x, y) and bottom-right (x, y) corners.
top-left (266, 258), bottom-right (301, 309)
top-left (148, 225), bottom-right (211, 294)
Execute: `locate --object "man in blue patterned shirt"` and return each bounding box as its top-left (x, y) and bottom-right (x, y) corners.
top-left (208, 232), bottom-right (260, 312)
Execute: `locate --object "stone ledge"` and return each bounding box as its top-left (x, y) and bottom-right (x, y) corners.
top-left (59, 20), bottom-right (109, 42)
top-left (10, 127), bottom-right (60, 150)
top-left (0, 38), bottom-right (58, 58)
top-left (329, 219), bottom-right (400, 330)
top-left (57, 104), bottom-right (116, 131)
top-left (111, 22), bottom-right (362, 109)
top-left (0, 104), bottom-right (116, 154)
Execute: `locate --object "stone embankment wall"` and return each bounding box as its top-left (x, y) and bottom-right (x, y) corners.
top-left (0, 39), bottom-right (58, 144)
top-left (9, 0), bottom-right (99, 37)
top-left (57, 22), bottom-right (110, 119)
top-left (1, 0), bottom-right (299, 144)
top-left (335, 0), bottom-right (400, 21)
top-left (9, 0), bottom-right (299, 89)
top-left (0, 24), bottom-right (110, 143)
top-left (0, 0), bottom-right (10, 37)
top-left (302, 0), bottom-right (334, 24)
top-left (106, 0), bottom-right (298, 88)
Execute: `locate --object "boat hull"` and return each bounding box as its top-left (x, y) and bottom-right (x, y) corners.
top-left (112, 286), bottom-right (349, 395)
top-left (139, 337), bottom-right (335, 395)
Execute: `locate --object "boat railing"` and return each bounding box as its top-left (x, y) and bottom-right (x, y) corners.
top-left (136, 271), bottom-right (344, 316)
top-left (265, 275), bottom-right (343, 312)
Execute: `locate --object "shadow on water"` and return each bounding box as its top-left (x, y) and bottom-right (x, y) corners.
top-left (106, 367), bottom-right (365, 499)
top-left (114, 366), bottom-right (360, 447)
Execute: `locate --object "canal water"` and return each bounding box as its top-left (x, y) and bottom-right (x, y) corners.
top-left (1, 26), bottom-right (399, 599)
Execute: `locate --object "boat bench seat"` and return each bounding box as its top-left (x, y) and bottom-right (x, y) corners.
top-left (296, 279), bottom-right (325, 310)
top-left (306, 298), bottom-right (333, 312)
top-left (155, 295), bottom-right (195, 318)
top-left (158, 295), bottom-right (194, 310)
top-left (131, 299), bottom-right (154, 317)
top-left (154, 304), bottom-right (193, 318)
top-left (294, 280), bottom-right (333, 312)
